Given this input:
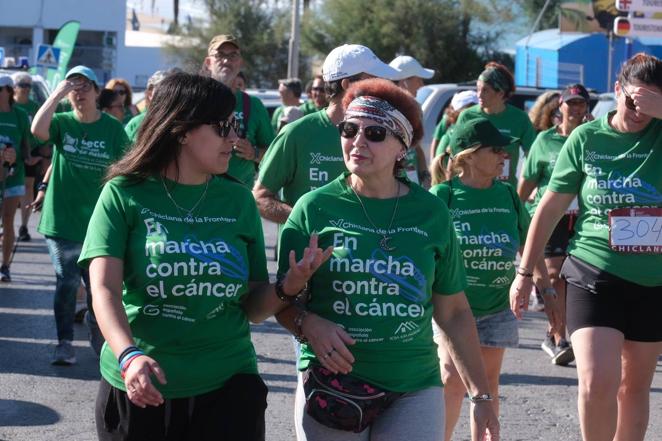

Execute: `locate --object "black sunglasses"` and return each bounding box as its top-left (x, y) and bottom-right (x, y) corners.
top-left (338, 121), bottom-right (397, 143)
top-left (16, 82), bottom-right (32, 89)
top-left (311, 87), bottom-right (325, 92)
top-left (621, 87), bottom-right (637, 111)
top-left (213, 118), bottom-right (240, 137)
top-left (477, 145), bottom-right (505, 154)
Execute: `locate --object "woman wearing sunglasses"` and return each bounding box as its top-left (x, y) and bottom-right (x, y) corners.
top-left (78, 72), bottom-right (330, 440)
top-left (31, 65), bottom-right (129, 364)
top-left (105, 78), bottom-right (139, 124)
top-left (277, 78), bottom-right (498, 441)
top-left (455, 62), bottom-right (536, 189)
top-left (513, 53), bottom-right (662, 441)
top-left (430, 117), bottom-right (558, 441)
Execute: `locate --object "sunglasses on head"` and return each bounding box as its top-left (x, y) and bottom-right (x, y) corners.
top-left (338, 121), bottom-right (397, 143)
top-left (212, 118), bottom-right (241, 137)
top-left (621, 87), bottom-right (637, 111)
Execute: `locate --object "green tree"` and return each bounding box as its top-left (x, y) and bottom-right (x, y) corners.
top-left (300, 0), bottom-right (512, 83)
top-left (514, 0), bottom-right (561, 31)
top-left (165, 0), bottom-right (292, 87)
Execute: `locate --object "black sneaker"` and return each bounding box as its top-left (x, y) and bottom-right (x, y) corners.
top-left (0, 265), bottom-right (10, 282)
top-left (541, 333), bottom-right (556, 358)
top-left (18, 225), bottom-right (31, 242)
top-left (552, 339), bottom-right (575, 366)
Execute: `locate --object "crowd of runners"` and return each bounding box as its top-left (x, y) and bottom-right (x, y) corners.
top-left (0, 34), bottom-right (661, 441)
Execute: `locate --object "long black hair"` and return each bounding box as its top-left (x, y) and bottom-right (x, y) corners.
top-left (106, 72), bottom-right (235, 182)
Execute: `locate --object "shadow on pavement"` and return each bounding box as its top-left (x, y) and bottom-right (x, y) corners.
top-left (0, 399), bottom-right (60, 426)
top-left (500, 373), bottom-right (578, 387)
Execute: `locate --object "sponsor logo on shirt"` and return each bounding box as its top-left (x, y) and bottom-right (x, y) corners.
top-left (394, 321), bottom-right (420, 335)
top-left (490, 275), bottom-right (511, 285)
top-left (329, 218), bottom-right (428, 238)
top-left (585, 150), bottom-right (650, 162)
top-left (309, 152), bottom-right (343, 164)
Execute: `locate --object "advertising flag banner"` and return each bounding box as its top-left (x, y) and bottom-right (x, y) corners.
top-left (47, 21), bottom-right (81, 89)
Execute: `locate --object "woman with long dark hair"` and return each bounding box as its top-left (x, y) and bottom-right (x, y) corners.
top-left (79, 72), bottom-right (330, 440)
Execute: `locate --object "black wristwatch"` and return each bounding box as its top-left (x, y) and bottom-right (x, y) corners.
top-left (37, 181), bottom-right (48, 192)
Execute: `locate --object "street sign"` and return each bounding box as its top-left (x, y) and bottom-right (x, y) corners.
top-left (36, 44), bottom-right (60, 69)
top-left (0, 47), bottom-right (4, 67)
top-left (616, 0), bottom-right (662, 13)
top-left (614, 16), bottom-right (662, 36)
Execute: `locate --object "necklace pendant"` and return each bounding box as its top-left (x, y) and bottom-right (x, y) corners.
top-left (379, 235), bottom-right (396, 252)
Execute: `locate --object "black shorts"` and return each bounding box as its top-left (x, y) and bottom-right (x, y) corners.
top-left (544, 214), bottom-right (576, 257)
top-left (562, 255), bottom-right (662, 342)
top-left (96, 373), bottom-right (267, 441)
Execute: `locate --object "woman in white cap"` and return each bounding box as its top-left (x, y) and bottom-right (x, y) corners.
top-left (31, 65), bottom-right (129, 365)
top-left (276, 78), bottom-right (499, 441)
top-left (429, 90), bottom-right (478, 185)
top-left (0, 74), bottom-right (36, 283)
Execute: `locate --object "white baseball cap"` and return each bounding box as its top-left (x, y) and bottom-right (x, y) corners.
top-left (322, 44), bottom-right (400, 82)
top-left (389, 55), bottom-right (435, 81)
top-left (450, 90), bottom-right (478, 111)
top-left (0, 75), bottom-right (14, 88)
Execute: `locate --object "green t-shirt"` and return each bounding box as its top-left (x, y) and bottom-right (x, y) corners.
top-left (38, 111), bottom-right (129, 242)
top-left (522, 127), bottom-right (568, 215)
top-left (226, 91), bottom-right (275, 187)
top-left (0, 107), bottom-right (30, 188)
top-left (399, 146), bottom-right (420, 184)
top-left (433, 114), bottom-right (448, 142)
top-left (300, 100), bottom-right (323, 116)
top-left (271, 106), bottom-right (284, 132)
top-left (258, 109), bottom-right (346, 207)
top-left (124, 111), bottom-right (146, 143)
top-left (78, 175), bottom-right (268, 398)
top-left (430, 177), bottom-right (529, 316)
top-left (547, 113), bottom-right (662, 286)
top-left (279, 172), bottom-right (467, 392)
top-left (122, 107), bottom-right (134, 125)
top-left (456, 104), bottom-right (536, 187)
top-left (14, 99), bottom-right (43, 149)
top-left (436, 126), bottom-right (454, 158)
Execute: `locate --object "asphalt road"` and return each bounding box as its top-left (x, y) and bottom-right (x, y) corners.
top-left (1, 218), bottom-right (661, 441)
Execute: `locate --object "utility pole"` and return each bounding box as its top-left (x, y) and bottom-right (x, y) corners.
top-left (287, 0), bottom-right (300, 78)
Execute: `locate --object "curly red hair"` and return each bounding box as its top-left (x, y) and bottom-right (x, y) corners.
top-left (342, 78), bottom-right (423, 146)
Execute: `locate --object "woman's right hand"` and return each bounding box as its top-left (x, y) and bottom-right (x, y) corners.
top-left (29, 190), bottom-right (45, 212)
top-left (52, 79), bottom-right (78, 101)
top-left (1, 146), bottom-right (16, 165)
top-left (123, 355), bottom-right (167, 408)
top-left (509, 274), bottom-right (533, 319)
top-left (302, 313), bottom-right (356, 375)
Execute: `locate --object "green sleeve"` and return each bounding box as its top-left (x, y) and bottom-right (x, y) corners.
top-left (251, 97), bottom-right (275, 149)
top-left (78, 180), bottom-right (130, 267)
top-left (246, 197), bottom-right (269, 282)
top-left (431, 200), bottom-right (467, 295)
top-left (429, 183), bottom-right (451, 207)
top-left (433, 115), bottom-right (447, 141)
top-left (257, 124), bottom-right (298, 194)
top-left (520, 115), bottom-right (536, 154)
top-left (277, 196), bottom-right (311, 277)
top-left (271, 106), bottom-right (283, 132)
top-left (522, 134), bottom-right (543, 182)
top-left (547, 130), bottom-right (584, 195)
top-left (436, 133), bottom-right (451, 157)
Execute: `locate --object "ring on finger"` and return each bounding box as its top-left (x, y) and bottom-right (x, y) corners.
top-left (326, 348), bottom-right (336, 357)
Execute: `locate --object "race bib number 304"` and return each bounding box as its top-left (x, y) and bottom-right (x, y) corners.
top-left (609, 207), bottom-right (662, 254)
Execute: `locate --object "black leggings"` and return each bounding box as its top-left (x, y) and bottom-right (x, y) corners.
top-left (96, 374), bottom-right (268, 441)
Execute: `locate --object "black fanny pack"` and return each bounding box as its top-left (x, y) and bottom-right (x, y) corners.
top-left (303, 365), bottom-right (403, 433)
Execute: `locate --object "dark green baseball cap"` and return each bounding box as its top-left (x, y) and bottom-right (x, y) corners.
top-left (449, 117), bottom-right (518, 156)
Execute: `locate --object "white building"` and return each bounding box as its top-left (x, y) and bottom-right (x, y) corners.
top-left (0, 0), bottom-right (180, 89)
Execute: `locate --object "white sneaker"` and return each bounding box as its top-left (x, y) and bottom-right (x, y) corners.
top-left (52, 340), bottom-right (77, 365)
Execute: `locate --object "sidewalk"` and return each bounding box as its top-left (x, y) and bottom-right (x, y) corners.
top-left (0, 218), bottom-right (660, 440)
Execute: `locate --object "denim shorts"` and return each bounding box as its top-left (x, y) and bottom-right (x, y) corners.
top-left (3, 184), bottom-right (26, 198)
top-left (475, 308), bottom-right (519, 348)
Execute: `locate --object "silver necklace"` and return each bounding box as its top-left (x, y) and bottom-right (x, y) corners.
top-left (348, 179), bottom-right (401, 252)
top-left (161, 176), bottom-right (210, 224)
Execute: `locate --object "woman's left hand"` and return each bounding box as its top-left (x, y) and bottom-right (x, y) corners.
top-left (471, 401), bottom-right (500, 441)
top-left (282, 234), bottom-right (334, 295)
top-left (509, 274), bottom-right (533, 320)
